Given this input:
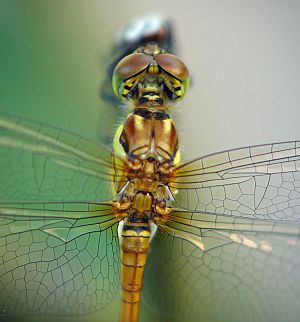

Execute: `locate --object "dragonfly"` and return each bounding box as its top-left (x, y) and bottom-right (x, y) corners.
top-left (1, 16), bottom-right (300, 322)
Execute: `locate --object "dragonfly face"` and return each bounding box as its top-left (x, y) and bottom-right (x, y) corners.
top-left (1, 15), bottom-right (300, 322)
top-left (112, 43), bottom-right (189, 107)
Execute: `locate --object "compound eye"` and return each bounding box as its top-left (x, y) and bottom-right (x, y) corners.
top-left (112, 53), bottom-right (153, 99)
top-left (154, 53), bottom-right (189, 81)
top-left (154, 53), bottom-right (189, 101)
top-left (114, 53), bottom-right (153, 78)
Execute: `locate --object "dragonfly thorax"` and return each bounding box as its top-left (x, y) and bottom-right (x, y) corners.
top-left (122, 159), bottom-right (173, 192)
top-left (114, 179), bottom-right (171, 223)
top-left (117, 109), bottom-right (179, 163)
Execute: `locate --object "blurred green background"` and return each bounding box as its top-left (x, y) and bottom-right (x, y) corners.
top-left (0, 0), bottom-right (121, 144)
top-left (1, 1), bottom-right (300, 322)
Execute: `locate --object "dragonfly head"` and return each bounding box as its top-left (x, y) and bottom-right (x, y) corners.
top-left (112, 43), bottom-right (189, 109)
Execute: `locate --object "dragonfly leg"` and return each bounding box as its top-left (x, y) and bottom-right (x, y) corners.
top-left (152, 184), bottom-right (171, 224)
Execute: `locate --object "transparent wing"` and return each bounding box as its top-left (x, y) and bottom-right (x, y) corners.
top-left (145, 209), bottom-right (300, 322)
top-left (0, 201), bottom-right (120, 316)
top-left (0, 111), bottom-right (125, 202)
top-left (171, 141), bottom-right (300, 221)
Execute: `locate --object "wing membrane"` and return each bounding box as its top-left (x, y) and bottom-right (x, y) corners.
top-left (146, 208), bottom-right (300, 322)
top-left (155, 208), bottom-right (300, 252)
top-left (0, 201), bottom-right (120, 315)
top-left (171, 141), bottom-right (300, 221)
top-left (145, 229), bottom-right (300, 322)
top-left (0, 112), bottom-right (125, 202)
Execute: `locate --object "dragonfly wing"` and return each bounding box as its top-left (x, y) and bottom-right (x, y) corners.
top-left (0, 201), bottom-right (120, 316)
top-left (171, 140), bottom-right (300, 221)
top-left (0, 111), bottom-right (125, 202)
top-left (145, 210), bottom-right (300, 322)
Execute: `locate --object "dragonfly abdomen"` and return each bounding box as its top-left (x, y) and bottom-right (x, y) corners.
top-left (120, 219), bottom-right (151, 322)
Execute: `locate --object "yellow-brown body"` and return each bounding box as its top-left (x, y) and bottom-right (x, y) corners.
top-left (110, 39), bottom-right (189, 321)
top-left (113, 108), bottom-right (179, 322)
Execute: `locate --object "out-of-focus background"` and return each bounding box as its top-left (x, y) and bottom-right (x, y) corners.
top-left (1, 0), bottom-right (299, 157)
top-left (1, 1), bottom-right (300, 322)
